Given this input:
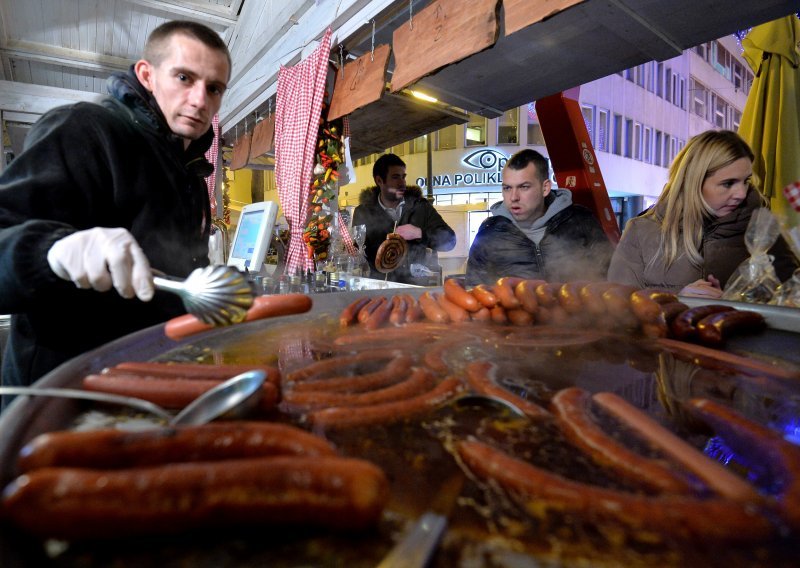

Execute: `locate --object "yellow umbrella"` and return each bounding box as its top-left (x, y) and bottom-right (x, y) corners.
top-left (738, 15), bottom-right (800, 228)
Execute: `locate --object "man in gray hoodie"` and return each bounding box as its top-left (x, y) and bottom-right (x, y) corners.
top-left (466, 149), bottom-right (612, 286)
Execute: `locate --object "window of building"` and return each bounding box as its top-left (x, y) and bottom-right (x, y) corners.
top-left (713, 95), bottom-right (728, 128)
top-left (678, 76), bottom-right (686, 109)
top-left (691, 79), bottom-right (708, 119)
top-left (663, 136), bottom-right (671, 167)
top-left (633, 122), bottom-right (642, 161)
top-left (612, 113), bottom-right (623, 156)
top-left (412, 135), bottom-right (428, 154)
top-left (646, 62), bottom-right (656, 93)
top-left (624, 118), bottom-right (633, 159)
top-left (656, 63), bottom-right (664, 98)
top-left (465, 113), bottom-right (487, 147)
top-left (664, 67), bottom-right (672, 103)
top-left (497, 107), bottom-right (519, 144)
top-left (654, 130), bottom-right (663, 167)
top-left (712, 42), bottom-right (732, 80)
top-left (581, 104), bottom-right (595, 146)
top-left (732, 108), bottom-right (742, 131)
top-left (669, 136), bottom-right (678, 164)
top-left (644, 126), bottom-right (652, 164)
top-left (437, 125), bottom-right (457, 150)
top-left (392, 142), bottom-right (407, 156)
top-left (597, 108), bottom-right (609, 152)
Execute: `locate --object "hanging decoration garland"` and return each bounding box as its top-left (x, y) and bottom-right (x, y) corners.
top-left (302, 96), bottom-right (343, 263)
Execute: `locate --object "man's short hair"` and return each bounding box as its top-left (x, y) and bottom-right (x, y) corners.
top-left (373, 153), bottom-right (406, 182)
top-left (505, 149), bottom-right (550, 182)
top-left (144, 20), bottom-right (232, 77)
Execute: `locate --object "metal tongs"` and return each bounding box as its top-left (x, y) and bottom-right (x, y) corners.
top-left (153, 265), bottom-right (256, 326)
top-left (376, 512), bottom-right (447, 568)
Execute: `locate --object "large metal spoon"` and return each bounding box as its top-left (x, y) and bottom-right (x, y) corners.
top-left (153, 265), bottom-right (256, 326)
top-left (0, 369), bottom-right (266, 426)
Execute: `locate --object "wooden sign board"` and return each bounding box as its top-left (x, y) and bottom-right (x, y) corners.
top-left (248, 117), bottom-right (275, 159)
top-left (230, 131), bottom-right (251, 170)
top-left (390, 0), bottom-right (500, 93)
top-left (504, 0), bottom-right (585, 36)
top-left (328, 44), bottom-right (391, 121)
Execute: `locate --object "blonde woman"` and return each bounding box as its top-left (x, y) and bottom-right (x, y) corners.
top-left (608, 130), bottom-right (797, 297)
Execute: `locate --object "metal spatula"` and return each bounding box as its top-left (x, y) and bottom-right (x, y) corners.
top-left (153, 265), bottom-right (256, 326)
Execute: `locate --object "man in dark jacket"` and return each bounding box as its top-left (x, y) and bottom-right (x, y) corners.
top-left (0, 21), bottom-right (230, 400)
top-left (466, 149), bottom-right (612, 286)
top-left (353, 154), bottom-right (456, 285)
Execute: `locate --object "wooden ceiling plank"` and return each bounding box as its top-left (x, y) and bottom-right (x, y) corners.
top-left (124, 0), bottom-right (237, 26)
top-left (0, 79), bottom-right (103, 114)
top-left (327, 43), bottom-right (391, 121)
top-left (390, 0), bottom-right (500, 93)
top-left (1, 39), bottom-right (132, 73)
top-left (504, 0), bottom-right (585, 35)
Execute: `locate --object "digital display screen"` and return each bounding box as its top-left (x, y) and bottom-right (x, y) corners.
top-left (230, 210), bottom-right (263, 263)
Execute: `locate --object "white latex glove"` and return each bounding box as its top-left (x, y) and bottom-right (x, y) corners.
top-left (47, 227), bottom-right (154, 301)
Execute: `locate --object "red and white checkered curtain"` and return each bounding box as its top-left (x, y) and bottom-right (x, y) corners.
top-left (204, 114), bottom-right (220, 218)
top-left (275, 28), bottom-right (332, 276)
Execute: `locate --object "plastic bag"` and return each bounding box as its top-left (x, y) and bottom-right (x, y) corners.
top-left (769, 268), bottom-right (800, 308)
top-left (721, 208), bottom-right (782, 304)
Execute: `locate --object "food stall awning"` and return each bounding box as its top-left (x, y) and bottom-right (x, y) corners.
top-left (339, 0), bottom-right (800, 118)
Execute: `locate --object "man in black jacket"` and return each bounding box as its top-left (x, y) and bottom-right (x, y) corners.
top-left (0, 21), bottom-right (230, 400)
top-left (353, 154), bottom-right (456, 285)
top-left (466, 149), bottom-right (612, 286)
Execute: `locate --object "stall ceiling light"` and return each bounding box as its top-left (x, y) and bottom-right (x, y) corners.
top-left (411, 90), bottom-right (438, 103)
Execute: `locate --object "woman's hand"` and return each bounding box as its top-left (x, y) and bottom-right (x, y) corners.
top-left (679, 275), bottom-right (722, 299)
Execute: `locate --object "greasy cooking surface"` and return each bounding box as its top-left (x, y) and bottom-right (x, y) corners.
top-left (1, 291), bottom-right (799, 566)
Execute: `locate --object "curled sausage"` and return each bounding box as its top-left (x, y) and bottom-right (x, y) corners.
top-left (401, 294), bottom-right (425, 323)
top-left (670, 305), bottom-right (735, 341)
top-left (283, 367), bottom-right (435, 411)
top-left (288, 355), bottom-right (412, 394)
top-left (506, 308), bottom-right (534, 326)
top-left (308, 376), bottom-right (464, 430)
top-left (558, 281), bottom-right (587, 314)
top-left (419, 291), bottom-right (449, 323)
top-left (17, 422), bottom-right (336, 472)
top-left (340, 297), bottom-right (371, 327)
top-left (456, 440), bottom-right (774, 543)
top-left (695, 310), bottom-right (766, 346)
top-left (471, 284), bottom-right (499, 309)
top-left (630, 289), bottom-right (679, 324)
top-left (363, 296), bottom-right (392, 331)
top-left (465, 361), bottom-right (549, 419)
top-left (164, 294), bottom-right (312, 341)
top-left (357, 296), bottom-right (385, 324)
top-left (443, 278), bottom-right (481, 312)
top-left (494, 277), bottom-right (523, 310)
top-left (436, 292), bottom-right (471, 323)
top-left (3, 456), bottom-right (390, 539)
top-left (514, 279), bottom-right (544, 314)
top-left (534, 282), bottom-right (560, 307)
top-left (579, 282), bottom-right (615, 315)
top-left (551, 388), bottom-right (692, 494)
top-left (388, 295), bottom-right (408, 325)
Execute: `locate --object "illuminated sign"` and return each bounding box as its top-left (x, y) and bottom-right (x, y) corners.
top-left (416, 148), bottom-right (510, 190)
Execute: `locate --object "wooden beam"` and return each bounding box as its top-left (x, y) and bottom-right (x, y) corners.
top-left (124, 0), bottom-right (237, 27)
top-left (0, 80), bottom-right (103, 115)
top-left (1, 40), bottom-right (132, 74)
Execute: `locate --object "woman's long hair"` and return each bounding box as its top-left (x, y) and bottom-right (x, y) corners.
top-left (644, 130), bottom-right (759, 269)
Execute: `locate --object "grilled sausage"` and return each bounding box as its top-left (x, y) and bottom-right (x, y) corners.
top-left (164, 294), bottom-right (312, 341)
top-left (670, 305), bottom-right (735, 341)
top-left (695, 310), bottom-right (766, 346)
top-left (17, 422), bottom-right (336, 472)
top-left (443, 278), bottom-right (481, 312)
top-left (3, 456), bottom-right (390, 539)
